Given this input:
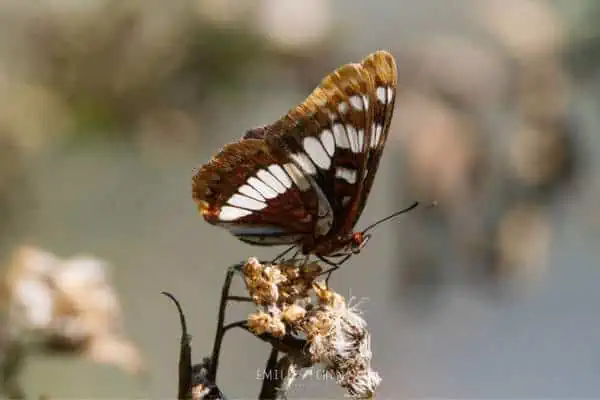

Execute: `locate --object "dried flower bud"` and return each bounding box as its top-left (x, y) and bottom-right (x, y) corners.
top-left (247, 311), bottom-right (286, 337)
top-left (281, 304), bottom-right (306, 324)
top-left (262, 265), bottom-right (286, 285)
top-left (242, 257), bottom-right (263, 279)
top-left (306, 300), bottom-right (380, 398)
top-left (269, 318), bottom-right (286, 338)
top-left (242, 259), bottom-right (289, 306)
top-left (281, 264), bottom-right (300, 280)
top-left (301, 261), bottom-right (323, 277)
top-left (341, 369), bottom-right (382, 399)
top-left (247, 311), bottom-right (271, 336)
top-left (312, 281), bottom-right (346, 309)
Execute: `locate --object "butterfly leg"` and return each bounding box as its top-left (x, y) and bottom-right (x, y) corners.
top-left (272, 245), bottom-right (299, 263)
top-left (317, 255), bottom-right (352, 285)
top-left (224, 263), bottom-right (253, 303)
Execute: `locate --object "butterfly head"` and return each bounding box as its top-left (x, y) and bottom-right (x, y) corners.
top-left (349, 231), bottom-right (372, 255)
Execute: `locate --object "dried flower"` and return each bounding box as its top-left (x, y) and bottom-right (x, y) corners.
top-left (241, 257), bottom-right (380, 398)
top-left (304, 299), bottom-right (380, 398)
top-left (1, 245), bottom-right (143, 373)
top-left (281, 304), bottom-right (306, 324)
top-left (247, 310), bottom-right (286, 338)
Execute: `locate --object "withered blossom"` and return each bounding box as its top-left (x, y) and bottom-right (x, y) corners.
top-left (241, 257), bottom-right (380, 399)
top-left (1, 245), bottom-right (143, 374)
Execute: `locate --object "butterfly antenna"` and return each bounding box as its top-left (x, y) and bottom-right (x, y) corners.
top-left (362, 201), bottom-right (422, 234)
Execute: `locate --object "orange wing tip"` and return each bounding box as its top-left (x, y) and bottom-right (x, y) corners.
top-left (195, 199), bottom-right (210, 212)
top-left (196, 200), bottom-right (219, 218)
top-left (196, 202), bottom-right (221, 225)
top-left (363, 49), bottom-right (395, 63)
top-left (362, 50), bottom-right (397, 82)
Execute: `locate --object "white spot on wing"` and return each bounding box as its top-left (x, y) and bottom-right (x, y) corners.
top-left (336, 167), bottom-right (357, 184)
top-left (238, 184), bottom-right (264, 201)
top-left (303, 137), bottom-right (331, 170)
top-left (248, 177), bottom-right (278, 199)
top-left (371, 123), bottom-right (383, 148)
top-left (268, 165), bottom-right (292, 188)
top-left (347, 125), bottom-right (359, 153)
top-left (338, 102), bottom-right (349, 114)
top-left (357, 128), bottom-right (364, 151)
top-left (333, 124), bottom-right (350, 149)
top-left (283, 163), bottom-right (310, 191)
top-left (363, 95), bottom-right (369, 111)
top-left (342, 196), bottom-right (352, 206)
top-left (320, 130), bottom-right (335, 157)
top-left (387, 86), bottom-right (394, 103)
top-left (349, 95), bottom-right (363, 110)
top-left (257, 169), bottom-right (286, 194)
top-left (290, 152), bottom-right (317, 175)
top-left (376, 86), bottom-right (387, 104)
top-left (375, 124), bottom-right (383, 144)
top-left (227, 194), bottom-right (266, 210)
top-left (219, 206), bottom-right (252, 221)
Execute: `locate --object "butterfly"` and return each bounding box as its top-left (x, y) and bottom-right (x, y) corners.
top-left (192, 50), bottom-right (402, 266)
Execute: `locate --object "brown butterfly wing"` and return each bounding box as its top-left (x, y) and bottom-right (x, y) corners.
top-left (192, 51), bottom-right (398, 254)
top-left (261, 60), bottom-right (377, 243)
top-left (192, 139), bottom-right (318, 245)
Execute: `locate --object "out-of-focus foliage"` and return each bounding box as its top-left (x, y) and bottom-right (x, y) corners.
top-left (386, 0), bottom-right (586, 306)
top-left (0, 246), bottom-right (141, 398)
top-left (0, 0), bottom-right (334, 152)
top-left (559, 0), bottom-right (600, 82)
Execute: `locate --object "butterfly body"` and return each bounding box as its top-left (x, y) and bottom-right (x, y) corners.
top-left (193, 51), bottom-right (397, 259)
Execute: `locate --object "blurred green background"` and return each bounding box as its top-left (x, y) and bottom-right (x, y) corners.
top-left (0, 0), bottom-right (599, 398)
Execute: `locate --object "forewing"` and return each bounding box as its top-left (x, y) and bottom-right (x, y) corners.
top-left (262, 60), bottom-right (375, 237)
top-left (192, 139), bottom-right (318, 246)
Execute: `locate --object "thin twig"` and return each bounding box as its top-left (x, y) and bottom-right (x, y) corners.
top-left (226, 296), bottom-right (254, 302)
top-left (208, 263), bottom-right (243, 383)
top-left (162, 291), bottom-right (192, 399)
top-left (223, 320), bottom-right (247, 333)
top-left (205, 260), bottom-right (312, 398)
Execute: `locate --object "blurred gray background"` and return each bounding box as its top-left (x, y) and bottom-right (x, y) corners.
top-left (1, 0), bottom-right (599, 398)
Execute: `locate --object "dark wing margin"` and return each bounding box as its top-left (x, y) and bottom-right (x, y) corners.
top-left (192, 139), bottom-right (317, 246)
top-left (356, 50), bottom-right (398, 217)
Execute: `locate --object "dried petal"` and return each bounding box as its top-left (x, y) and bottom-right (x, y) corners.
top-left (281, 304), bottom-right (306, 324)
top-left (247, 311), bottom-right (270, 336)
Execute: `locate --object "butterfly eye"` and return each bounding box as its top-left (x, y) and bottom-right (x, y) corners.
top-left (350, 232), bottom-right (371, 254)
